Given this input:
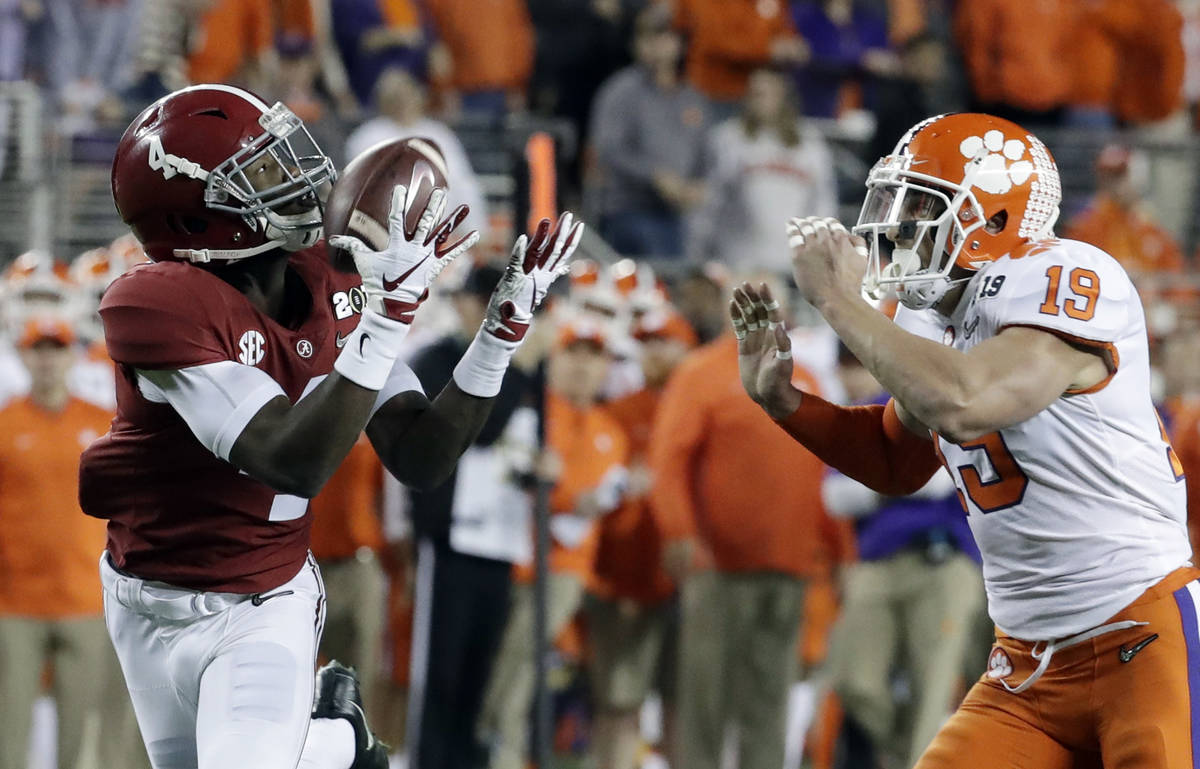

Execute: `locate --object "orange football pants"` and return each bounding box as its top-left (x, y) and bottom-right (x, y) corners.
top-left (916, 566), bottom-right (1200, 769)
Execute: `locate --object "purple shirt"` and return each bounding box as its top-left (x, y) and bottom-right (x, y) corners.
top-left (332, 0), bottom-right (434, 105)
top-left (790, 1), bottom-right (889, 118)
top-left (838, 394), bottom-right (981, 563)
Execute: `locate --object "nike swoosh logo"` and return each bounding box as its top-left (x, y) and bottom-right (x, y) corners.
top-left (335, 331), bottom-right (350, 348)
top-left (1119, 633), bottom-right (1159, 663)
top-left (250, 589), bottom-right (295, 606)
top-left (382, 257), bottom-right (428, 292)
top-left (359, 332), bottom-right (370, 357)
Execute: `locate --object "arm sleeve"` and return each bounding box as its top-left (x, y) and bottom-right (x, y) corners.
top-left (136, 361), bottom-right (286, 461)
top-left (775, 396), bottom-right (941, 496)
top-left (984, 248), bottom-right (1130, 345)
top-left (100, 269), bottom-right (228, 369)
top-left (371, 358), bottom-right (425, 419)
top-left (140, 356), bottom-right (420, 463)
top-left (978, 245), bottom-right (1132, 389)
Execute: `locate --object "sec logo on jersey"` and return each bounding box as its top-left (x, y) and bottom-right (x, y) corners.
top-left (238, 330), bottom-right (266, 366)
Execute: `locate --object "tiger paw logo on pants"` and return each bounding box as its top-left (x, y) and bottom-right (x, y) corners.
top-left (986, 646), bottom-right (1014, 679)
top-left (960, 130), bottom-right (1035, 195)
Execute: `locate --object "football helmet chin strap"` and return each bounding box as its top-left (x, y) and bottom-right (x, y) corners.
top-left (172, 208), bottom-right (323, 264)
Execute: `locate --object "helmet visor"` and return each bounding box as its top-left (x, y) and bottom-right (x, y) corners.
top-left (205, 103), bottom-right (335, 228)
top-left (857, 183), bottom-right (949, 229)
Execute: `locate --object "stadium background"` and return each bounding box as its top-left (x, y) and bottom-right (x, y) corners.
top-left (1, 1), bottom-right (1200, 769)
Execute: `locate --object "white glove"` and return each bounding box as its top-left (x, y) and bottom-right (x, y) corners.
top-left (329, 185), bottom-right (479, 325)
top-left (484, 211), bottom-right (584, 344)
top-left (450, 211), bottom-right (585, 398)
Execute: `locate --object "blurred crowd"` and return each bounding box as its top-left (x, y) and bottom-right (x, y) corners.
top-left (4, 1), bottom-right (1200, 769)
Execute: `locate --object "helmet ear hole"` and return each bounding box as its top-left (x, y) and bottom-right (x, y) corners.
top-left (985, 209), bottom-right (1008, 234)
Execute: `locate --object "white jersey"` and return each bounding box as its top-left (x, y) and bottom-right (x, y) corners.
top-left (895, 238), bottom-right (1190, 640)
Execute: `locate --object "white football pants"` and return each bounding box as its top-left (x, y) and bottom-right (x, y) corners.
top-left (101, 553), bottom-right (356, 769)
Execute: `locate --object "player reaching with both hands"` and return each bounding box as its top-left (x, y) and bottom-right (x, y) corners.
top-left (79, 84), bottom-right (583, 769)
top-left (734, 113), bottom-right (1195, 767)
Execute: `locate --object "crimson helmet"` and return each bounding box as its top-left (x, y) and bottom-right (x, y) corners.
top-left (111, 84), bottom-right (336, 264)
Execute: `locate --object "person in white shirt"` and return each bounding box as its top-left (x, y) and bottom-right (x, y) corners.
top-left (689, 67), bottom-right (837, 272)
top-left (346, 68), bottom-right (488, 242)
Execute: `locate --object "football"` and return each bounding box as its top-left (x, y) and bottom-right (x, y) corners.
top-left (323, 136), bottom-right (449, 271)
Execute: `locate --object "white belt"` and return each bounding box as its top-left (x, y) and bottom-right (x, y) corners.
top-left (1000, 619), bottom-right (1148, 694)
top-left (99, 552), bottom-right (252, 621)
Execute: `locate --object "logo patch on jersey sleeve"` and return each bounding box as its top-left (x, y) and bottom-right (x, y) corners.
top-left (330, 287), bottom-right (367, 320)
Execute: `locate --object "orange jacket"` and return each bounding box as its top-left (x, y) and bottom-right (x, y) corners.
top-left (428, 0), bottom-right (534, 92)
top-left (516, 392), bottom-right (629, 583)
top-left (0, 397), bottom-right (112, 617)
top-left (954, 0), bottom-right (1074, 112)
top-left (1080, 0), bottom-right (1184, 123)
top-left (188, 0), bottom-right (274, 85)
top-left (649, 336), bottom-right (850, 577)
top-left (1065, 195), bottom-right (1185, 276)
top-left (675, 0), bottom-right (795, 101)
top-left (309, 435), bottom-right (385, 560)
top-left (591, 387), bottom-right (675, 604)
top-left (1070, 7), bottom-right (1121, 110)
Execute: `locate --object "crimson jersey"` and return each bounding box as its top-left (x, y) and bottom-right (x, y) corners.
top-left (79, 247), bottom-right (372, 592)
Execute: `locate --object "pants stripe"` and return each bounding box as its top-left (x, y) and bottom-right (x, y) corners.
top-left (1173, 581), bottom-right (1200, 768)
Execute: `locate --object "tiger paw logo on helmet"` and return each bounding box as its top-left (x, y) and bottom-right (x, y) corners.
top-left (958, 130), bottom-right (1035, 195)
top-left (853, 113), bottom-right (1063, 311)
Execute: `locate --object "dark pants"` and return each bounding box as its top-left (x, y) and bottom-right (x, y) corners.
top-left (407, 539), bottom-right (513, 769)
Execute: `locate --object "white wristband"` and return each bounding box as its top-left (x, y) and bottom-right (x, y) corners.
top-left (333, 309), bottom-right (410, 390)
top-left (452, 329), bottom-right (518, 397)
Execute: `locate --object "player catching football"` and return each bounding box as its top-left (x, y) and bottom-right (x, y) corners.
top-left (734, 113), bottom-right (1194, 767)
top-left (79, 84), bottom-right (583, 769)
